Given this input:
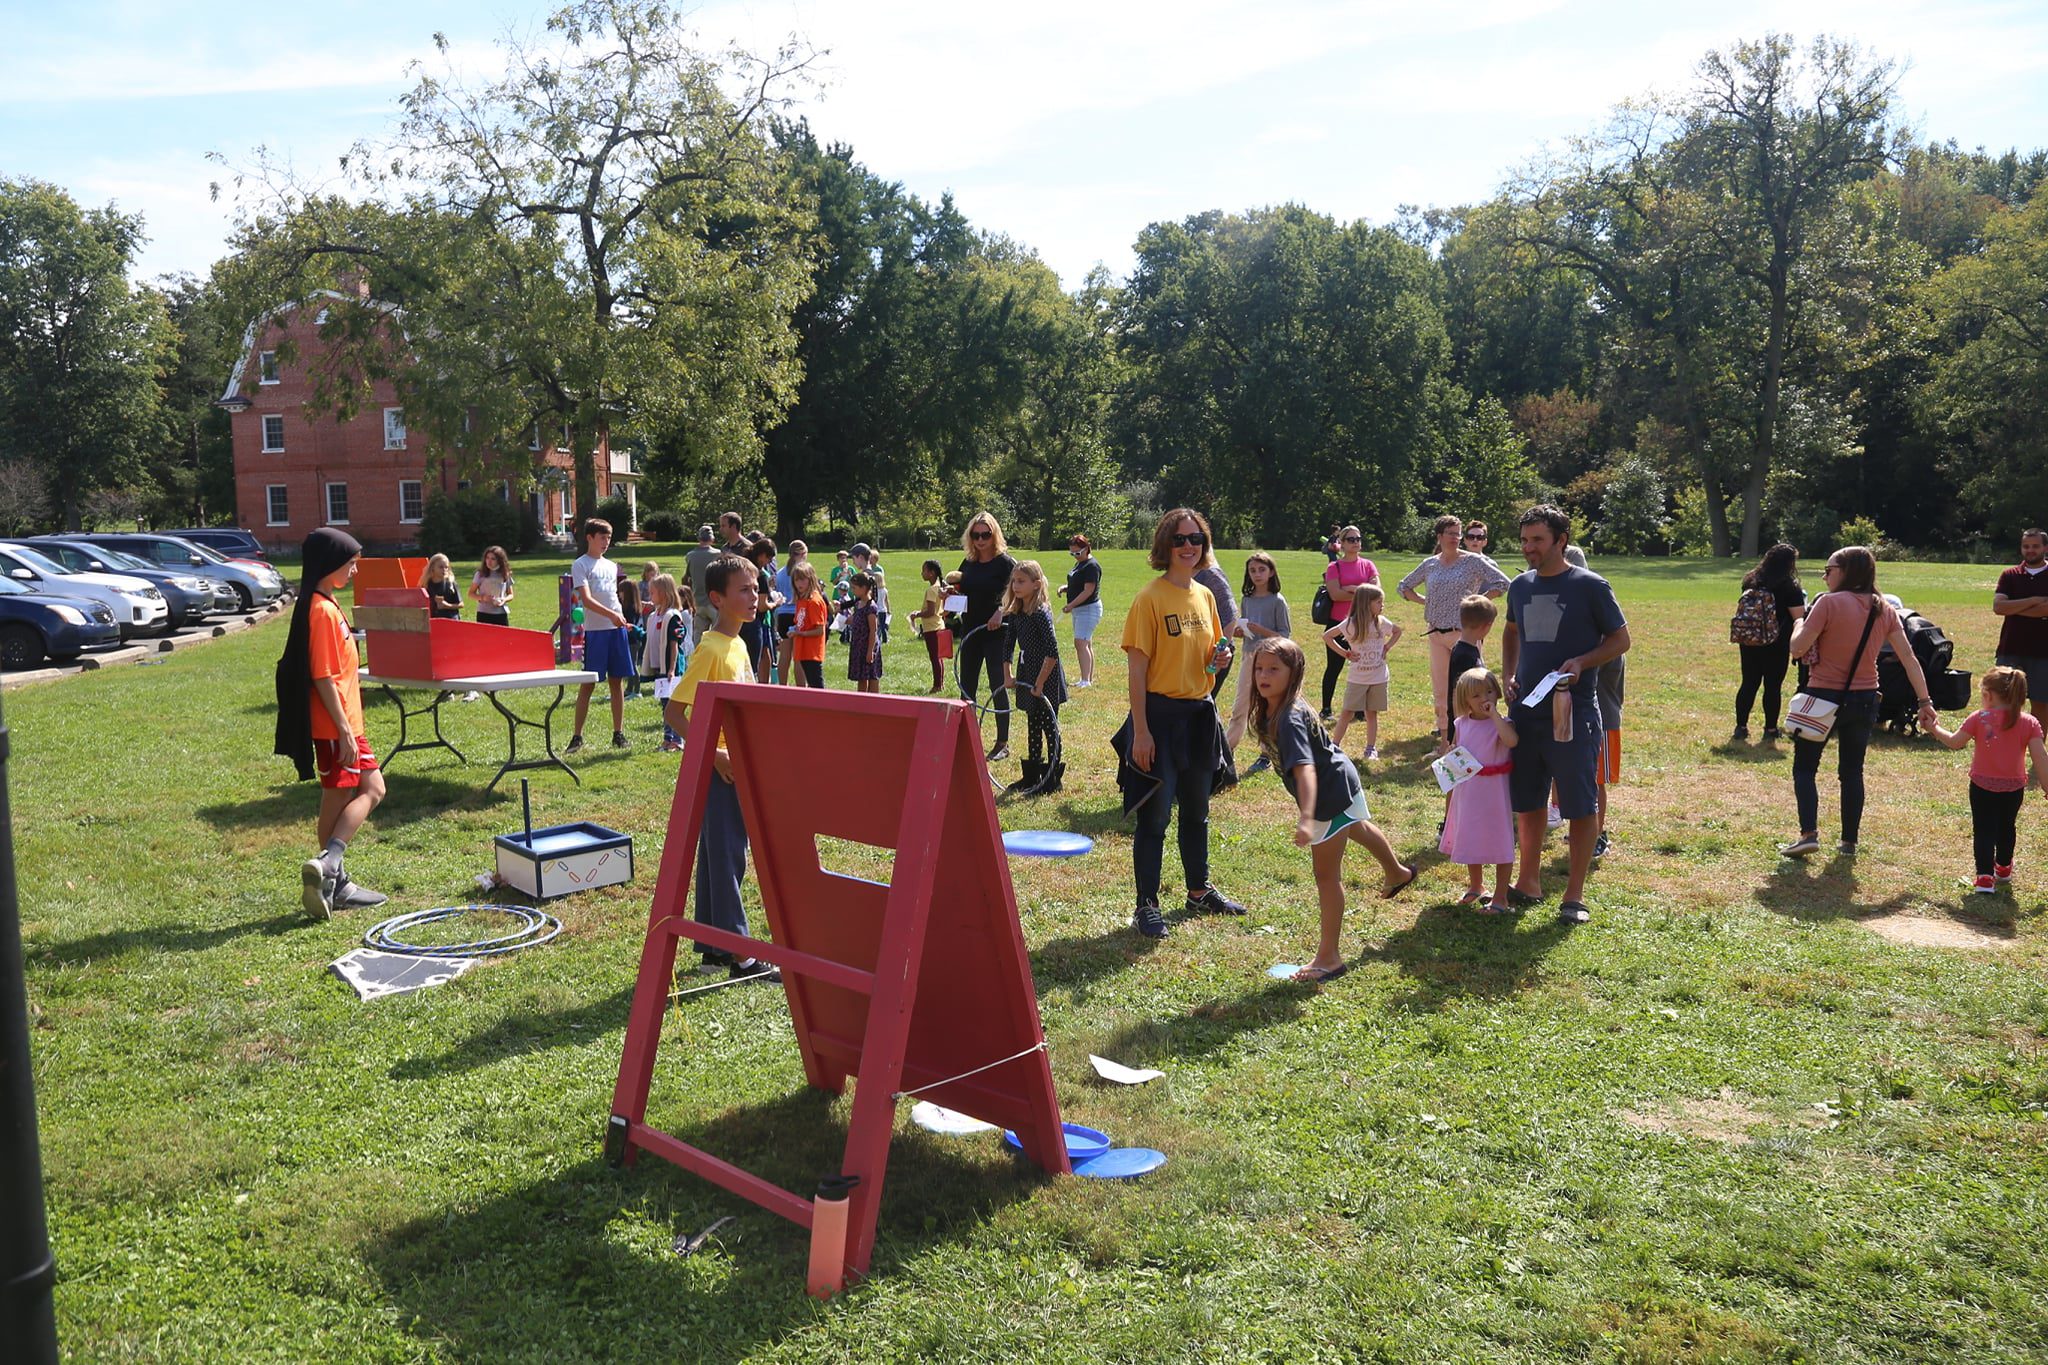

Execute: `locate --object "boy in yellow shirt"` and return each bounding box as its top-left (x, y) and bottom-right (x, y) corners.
top-left (664, 555), bottom-right (777, 982)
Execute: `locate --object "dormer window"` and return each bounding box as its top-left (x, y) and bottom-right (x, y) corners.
top-left (258, 351), bottom-right (279, 384)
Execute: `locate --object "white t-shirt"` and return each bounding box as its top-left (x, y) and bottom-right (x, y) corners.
top-left (572, 554), bottom-right (623, 632)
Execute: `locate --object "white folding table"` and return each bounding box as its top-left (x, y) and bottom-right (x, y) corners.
top-left (361, 667), bottom-right (600, 790)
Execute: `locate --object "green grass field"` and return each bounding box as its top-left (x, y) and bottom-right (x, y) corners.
top-left (15, 546), bottom-right (2047, 1363)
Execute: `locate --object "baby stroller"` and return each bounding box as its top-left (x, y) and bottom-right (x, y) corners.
top-left (1876, 598), bottom-right (1966, 735)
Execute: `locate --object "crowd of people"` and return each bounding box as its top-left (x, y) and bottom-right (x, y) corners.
top-left (277, 504), bottom-right (2046, 982)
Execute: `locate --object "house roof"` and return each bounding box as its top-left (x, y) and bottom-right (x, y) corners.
top-left (216, 290), bottom-right (405, 407)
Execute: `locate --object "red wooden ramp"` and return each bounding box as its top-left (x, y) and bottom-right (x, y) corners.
top-left (607, 683), bottom-right (1069, 1293)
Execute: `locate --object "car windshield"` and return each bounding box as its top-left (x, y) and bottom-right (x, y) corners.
top-left (0, 544), bottom-right (78, 577)
top-left (78, 544), bottom-right (156, 572)
top-left (184, 541), bottom-right (235, 566)
top-left (0, 576), bottom-right (28, 595)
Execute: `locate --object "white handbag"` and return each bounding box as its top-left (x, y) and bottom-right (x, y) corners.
top-left (1783, 597), bottom-right (1879, 743)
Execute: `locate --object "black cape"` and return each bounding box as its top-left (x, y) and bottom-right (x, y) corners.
top-left (274, 529), bottom-right (362, 780)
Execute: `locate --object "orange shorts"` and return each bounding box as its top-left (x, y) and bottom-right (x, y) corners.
top-left (314, 735), bottom-right (379, 790)
top-left (1597, 730), bottom-right (1621, 786)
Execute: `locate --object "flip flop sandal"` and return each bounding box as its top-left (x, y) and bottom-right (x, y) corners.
top-left (1456, 888), bottom-right (1487, 905)
top-left (1381, 867), bottom-right (1420, 900)
top-left (1290, 963), bottom-right (1349, 983)
top-left (1500, 888), bottom-right (1543, 909)
top-left (1468, 896), bottom-right (1509, 916)
top-left (1557, 902), bottom-right (1591, 925)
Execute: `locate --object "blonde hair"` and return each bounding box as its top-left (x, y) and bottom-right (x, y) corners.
top-left (1346, 583), bottom-right (1387, 638)
top-left (1453, 666), bottom-right (1502, 719)
top-left (1983, 664), bottom-right (2028, 729)
top-left (961, 511), bottom-right (1009, 557)
top-left (425, 552), bottom-right (452, 583)
top-left (1458, 593), bottom-right (1498, 628)
top-left (649, 572), bottom-right (682, 613)
top-left (1002, 560), bottom-right (1049, 615)
top-left (641, 560), bottom-right (660, 578)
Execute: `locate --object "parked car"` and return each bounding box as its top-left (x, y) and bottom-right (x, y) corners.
top-left (61, 533), bottom-right (285, 612)
top-left (21, 537), bottom-right (219, 627)
top-left (0, 576), bottom-right (121, 668)
top-left (160, 527), bottom-right (270, 562)
top-left (0, 542), bottom-right (169, 638)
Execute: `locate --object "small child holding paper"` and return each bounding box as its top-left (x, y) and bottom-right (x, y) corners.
top-left (1440, 667), bottom-right (1518, 909)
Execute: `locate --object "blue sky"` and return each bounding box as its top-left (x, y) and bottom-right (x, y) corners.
top-left (5, 0), bottom-right (2045, 288)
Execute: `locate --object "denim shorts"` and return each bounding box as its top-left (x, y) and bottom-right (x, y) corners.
top-left (1070, 601), bottom-right (1104, 640)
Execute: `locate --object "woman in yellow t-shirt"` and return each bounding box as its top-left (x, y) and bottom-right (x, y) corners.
top-left (1121, 508), bottom-right (1247, 938)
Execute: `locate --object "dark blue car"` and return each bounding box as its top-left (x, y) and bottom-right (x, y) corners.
top-left (0, 575), bottom-right (121, 669)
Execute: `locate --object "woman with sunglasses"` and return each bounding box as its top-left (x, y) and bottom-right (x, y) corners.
top-left (1120, 508), bottom-right (1249, 938)
top-left (1319, 526), bottom-right (1379, 720)
top-left (957, 512), bottom-right (1019, 760)
top-left (1398, 514), bottom-right (1510, 743)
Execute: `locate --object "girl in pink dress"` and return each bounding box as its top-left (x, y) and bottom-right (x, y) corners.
top-left (1440, 666), bottom-right (1518, 909)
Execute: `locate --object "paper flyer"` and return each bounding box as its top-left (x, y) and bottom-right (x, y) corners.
top-left (1430, 744), bottom-right (1485, 794)
top-left (1518, 669), bottom-right (1574, 710)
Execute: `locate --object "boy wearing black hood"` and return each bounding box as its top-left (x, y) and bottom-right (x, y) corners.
top-left (274, 528), bottom-right (388, 920)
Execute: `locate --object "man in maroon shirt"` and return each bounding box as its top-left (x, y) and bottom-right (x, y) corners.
top-left (1992, 528), bottom-right (2048, 717)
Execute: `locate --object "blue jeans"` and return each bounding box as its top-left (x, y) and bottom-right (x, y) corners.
top-left (694, 774), bottom-right (750, 948)
top-left (1792, 688), bottom-right (1878, 842)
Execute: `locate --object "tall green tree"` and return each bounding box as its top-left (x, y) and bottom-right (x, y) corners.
top-left (1118, 205), bottom-right (1453, 547)
top-left (1443, 396), bottom-right (1539, 545)
top-left (218, 0), bottom-right (814, 521)
top-left (0, 179), bottom-right (173, 530)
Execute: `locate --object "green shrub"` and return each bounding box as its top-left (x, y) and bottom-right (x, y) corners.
top-left (640, 508), bottom-right (685, 541)
top-left (418, 489), bottom-right (527, 559)
top-left (589, 496), bottom-right (633, 537)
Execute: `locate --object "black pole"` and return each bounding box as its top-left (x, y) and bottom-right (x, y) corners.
top-left (0, 687), bottom-right (59, 1362)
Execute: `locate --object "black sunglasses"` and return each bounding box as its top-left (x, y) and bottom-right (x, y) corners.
top-left (1341, 534), bottom-right (1361, 542)
top-left (1170, 532), bottom-right (1208, 548)
top-left (970, 529), bottom-right (992, 540)
top-left (1464, 533), bottom-right (1487, 541)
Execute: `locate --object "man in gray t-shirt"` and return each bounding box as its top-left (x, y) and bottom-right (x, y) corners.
top-left (683, 525), bottom-right (721, 632)
top-left (1501, 506), bottom-right (1630, 925)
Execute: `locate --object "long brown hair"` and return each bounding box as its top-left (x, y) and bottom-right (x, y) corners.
top-left (1247, 636), bottom-right (1309, 755)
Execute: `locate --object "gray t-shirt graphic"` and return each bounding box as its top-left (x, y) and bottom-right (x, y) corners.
top-left (1505, 564), bottom-right (1626, 712)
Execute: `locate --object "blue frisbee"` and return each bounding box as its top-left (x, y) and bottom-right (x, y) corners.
top-left (1003, 1121), bottom-right (1110, 1160)
top-left (1072, 1147), bottom-right (1168, 1180)
top-left (1003, 830), bottom-right (1095, 858)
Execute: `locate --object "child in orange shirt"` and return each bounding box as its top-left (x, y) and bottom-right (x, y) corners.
top-left (787, 562), bottom-right (830, 688)
top-left (274, 528), bottom-right (387, 921)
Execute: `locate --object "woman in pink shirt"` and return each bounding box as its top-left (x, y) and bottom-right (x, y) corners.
top-left (1778, 546), bottom-right (1937, 858)
top-left (1927, 666), bottom-right (2048, 892)
top-left (1319, 525), bottom-right (1378, 720)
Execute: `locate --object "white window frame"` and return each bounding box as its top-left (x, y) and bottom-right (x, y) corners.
top-left (325, 482), bottom-right (350, 526)
top-left (383, 407), bottom-right (407, 451)
top-left (261, 414), bottom-right (285, 452)
top-left (398, 480), bottom-right (424, 524)
top-left (266, 485), bottom-right (289, 527)
top-left (258, 350), bottom-right (279, 385)
top-left (528, 424), bottom-right (542, 452)
top-left (497, 479), bottom-right (511, 503)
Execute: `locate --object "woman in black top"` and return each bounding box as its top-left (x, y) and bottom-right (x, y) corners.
top-left (957, 511), bottom-right (1018, 760)
top-left (742, 538), bottom-right (778, 679)
top-left (1734, 542), bottom-right (1807, 743)
top-left (424, 554), bottom-right (462, 619)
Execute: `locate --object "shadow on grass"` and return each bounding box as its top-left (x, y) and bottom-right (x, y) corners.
top-left (26, 914), bottom-right (303, 966)
top-left (1754, 859), bottom-right (1918, 923)
top-left (1093, 978), bottom-right (1311, 1067)
top-left (362, 1097), bottom-right (1051, 1362)
top-left (196, 773), bottom-right (505, 832)
top-left (1710, 740), bottom-right (1793, 765)
top-left (390, 983), bottom-right (637, 1081)
top-left (1359, 901), bottom-right (1572, 1012)
top-left (1031, 927), bottom-right (1161, 996)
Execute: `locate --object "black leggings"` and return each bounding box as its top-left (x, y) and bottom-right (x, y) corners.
top-left (957, 627), bottom-right (1011, 745)
top-left (1737, 639), bottom-right (1791, 731)
top-left (1321, 644), bottom-right (1343, 714)
top-left (1970, 782), bottom-right (2024, 875)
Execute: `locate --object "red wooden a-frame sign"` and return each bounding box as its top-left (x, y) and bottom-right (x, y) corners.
top-left (607, 683), bottom-right (1069, 1292)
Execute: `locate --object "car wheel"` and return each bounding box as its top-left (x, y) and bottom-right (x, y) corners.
top-left (0, 624), bottom-right (46, 670)
top-left (233, 584), bottom-right (254, 612)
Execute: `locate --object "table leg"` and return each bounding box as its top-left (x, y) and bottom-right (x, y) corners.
top-left (379, 685), bottom-right (466, 768)
top-left (484, 685), bottom-right (580, 792)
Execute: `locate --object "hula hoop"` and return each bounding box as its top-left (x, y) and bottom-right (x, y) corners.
top-left (363, 904), bottom-right (563, 958)
top-left (950, 623), bottom-right (1063, 798)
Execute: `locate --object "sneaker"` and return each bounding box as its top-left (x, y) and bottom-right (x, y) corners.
top-left (1133, 902), bottom-right (1170, 939)
top-left (1546, 806), bottom-right (1563, 829)
top-left (1995, 862), bottom-right (2014, 883)
top-left (1364, 745), bottom-right (1379, 761)
top-left (1186, 886), bottom-right (1248, 917)
top-left (1244, 755), bottom-right (1272, 778)
top-left (612, 730), bottom-right (629, 749)
top-left (1837, 842), bottom-right (1858, 859)
top-left (333, 876), bottom-right (389, 910)
top-left (565, 734), bottom-right (586, 754)
top-left (1778, 835), bottom-right (1821, 858)
top-left (1319, 709), bottom-right (1332, 723)
top-left (1972, 874), bottom-right (1997, 895)
top-left (461, 690), bottom-right (481, 703)
top-left (986, 743), bottom-right (1010, 762)
top-left (1761, 728), bottom-right (1782, 742)
top-left (1593, 831), bottom-right (1611, 859)
top-left (728, 957), bottom-right (783, 983)
top-left (1730, 727), bottom-right (1750, 744)
top-left (300, 858), bottom-right (337, 921)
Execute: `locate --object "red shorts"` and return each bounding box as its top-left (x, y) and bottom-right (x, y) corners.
top-left (314, 735), bottom-right (379, 790)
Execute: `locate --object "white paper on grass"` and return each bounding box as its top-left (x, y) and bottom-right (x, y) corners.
top-left (910, 1102), bottom-right (998, 1135)
top-left (1430, 745), bottom-right (1485, 795)
top-left (331, 948), bottom-right (476, 1001)
top-left (1088, 1054), bottom-right (1164, 1085)
top-left (1518, 669), bottom-right (1574, 710)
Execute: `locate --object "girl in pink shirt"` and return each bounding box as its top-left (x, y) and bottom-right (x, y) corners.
top-left (1927, 666), bottom-right (2048, 892)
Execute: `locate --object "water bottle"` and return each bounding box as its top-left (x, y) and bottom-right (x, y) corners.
top-left (570, 603), bottom-right (586, 663)
top-left (807, 1173), bottom-right (861, 1298)
top-left (1206, 636), bottom-right (1232, 675)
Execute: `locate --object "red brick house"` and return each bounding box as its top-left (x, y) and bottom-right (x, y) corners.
top-left (218, 290), bottom-right (635, 552)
